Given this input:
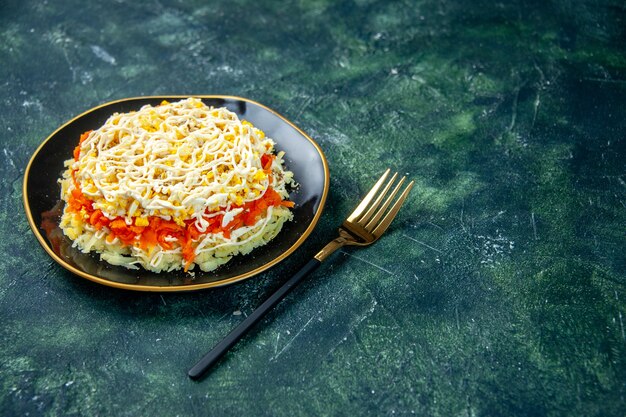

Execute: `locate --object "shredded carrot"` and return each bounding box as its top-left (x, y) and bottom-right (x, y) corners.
top-left (261, 153), bottom-right (275, 171)
top-left (73, 130), bottom-right (92, 161)
top-left (79, 130), bottom-right (92, 144)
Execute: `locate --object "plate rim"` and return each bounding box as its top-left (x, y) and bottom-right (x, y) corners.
top-left (22, 95), bottom-right (330, 292)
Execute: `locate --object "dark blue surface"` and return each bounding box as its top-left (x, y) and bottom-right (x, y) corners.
top-left (1, 0), bottom-right (625, 415)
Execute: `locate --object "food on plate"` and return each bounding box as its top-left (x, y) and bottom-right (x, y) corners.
top-left (58, 97), bottom-right (295, 273)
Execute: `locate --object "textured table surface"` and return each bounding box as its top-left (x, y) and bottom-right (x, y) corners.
top-left (1, 0), bottom-right (625, 416)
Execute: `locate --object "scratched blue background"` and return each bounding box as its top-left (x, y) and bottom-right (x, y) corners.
top-left (1, 0), bottom-right (625, 415)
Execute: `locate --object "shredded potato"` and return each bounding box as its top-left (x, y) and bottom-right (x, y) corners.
top-left (59, 98), bottom-right (295, 273)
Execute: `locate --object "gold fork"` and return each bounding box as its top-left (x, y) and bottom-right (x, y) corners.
top-left (189, 169), bottom-right (414, 380)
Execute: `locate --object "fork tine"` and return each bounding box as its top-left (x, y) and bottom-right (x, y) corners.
top-left (357, 172), bottom-right (398, 225)
top-left (347, 168), bottom-right (390, 222)
top-left (364, 176), bottom-right (406, 231)
top-left (371, 181), bottom-right (414, 237)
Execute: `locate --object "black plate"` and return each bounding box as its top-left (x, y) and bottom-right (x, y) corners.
top-left (23, 96), bottom-right (329, 291)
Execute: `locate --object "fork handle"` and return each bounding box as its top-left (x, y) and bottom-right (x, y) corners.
top-left (188, 258), bottom-right (321, 380)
